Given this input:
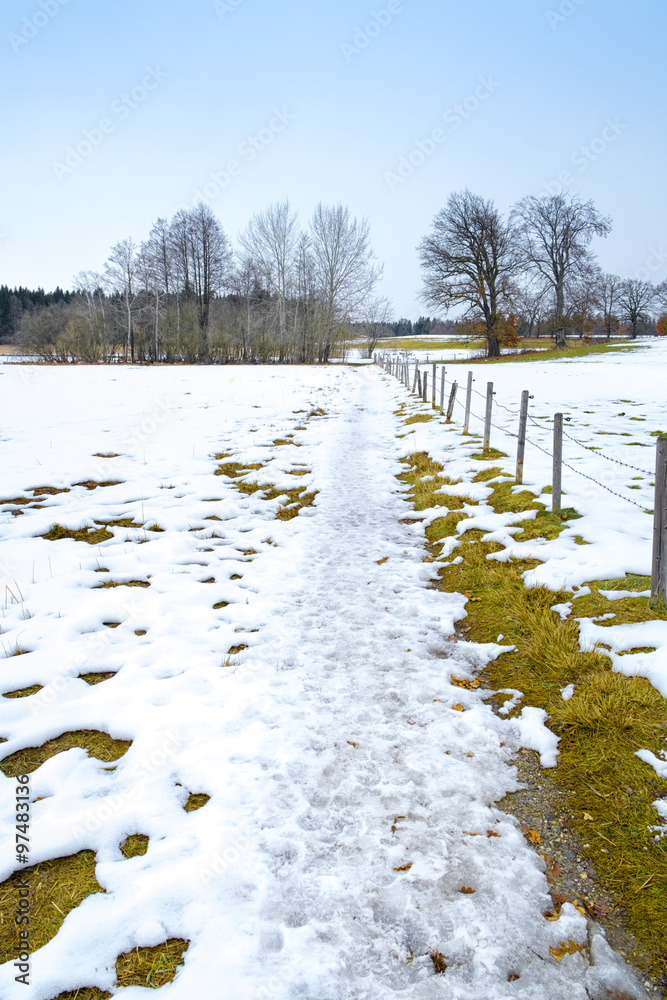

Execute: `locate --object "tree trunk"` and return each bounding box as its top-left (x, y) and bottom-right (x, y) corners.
top-left (487, 334), bottom-right (500, 357)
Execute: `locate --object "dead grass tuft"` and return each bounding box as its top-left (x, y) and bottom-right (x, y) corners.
top-left (0, 730), bottom-right (132, 778)
top-left (42, 524), bottom-right (114, 545)
top-left (184, 793), bottom-right (210, 813)
top-left (3, 685), bottom-right (43, 699)
top-left (116, 939), bottom-right (189, 989)
top-left (79, 673), bottom-right (116, 686)
top-left (120, 834), bottom-right (149, 859)
top-left (0, 852), bottom-right (104, 963)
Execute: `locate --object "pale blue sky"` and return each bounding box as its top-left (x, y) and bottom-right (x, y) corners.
top-left (1, 0), bottom-right (665, 317)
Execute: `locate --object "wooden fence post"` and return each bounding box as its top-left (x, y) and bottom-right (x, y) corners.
top-left (463, 371), bottom-right (473, 434)
top-left (516, 390), bottom-right (529, 485)
top-left (432, 363), bottom-right (437, 408)
top-left (440, 368), bottom-right (446, 411)
top-left (553, 413), bottom-right (563, 516)
top-left (651, 436), bottom-right (667, 609)
top-left (446, 382), bottom-right (458, 423)
top-left (483, 382), bottom-right (494, 452)
top-left (423, 371), bottom-right (428, 404)
top-left (413, 366), bottom-right (419, 393)
top-left (417, 370), bottom-right (422, 396)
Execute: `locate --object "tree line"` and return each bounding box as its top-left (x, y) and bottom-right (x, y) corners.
top-left (418, 190), bottom-right (667, 356)
top-left (7, 191), bottom-right (667, 363)
top-left (15, 201), bottom-right (384, 364)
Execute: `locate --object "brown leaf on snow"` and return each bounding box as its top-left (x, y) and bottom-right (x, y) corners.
top-left (393, 864), bottom-right (413, 872)
top-left (549, 940), bottom-right (585, 962)
top-left (452, 703), bottom-right (466, 712)
top-left (459, 887), bottom-right (476, 894)
top-left (376, 557), bottom-right (389, 565)
top-left (486, 830), bottom-right (501, 838)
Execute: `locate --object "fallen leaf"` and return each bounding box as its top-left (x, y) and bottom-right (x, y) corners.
top-left (459, 887), bottom-right (476, 894)
top-left (347, 741), bottom-right (358, 748)
top-left (452, 703), bottom-right (465, 712)
top-left (486, 830), bottom-right (501, 838)
top-left (542, 911), bottom-right (560, 921)
top-left (549, 940), bottom-right (585, 962)
top-left (433, 698), bottom-right (441, 702)
top-left (508, 973), bottom-right (520, 982)
top-left (583, 812), bottom-right (594, 822)
top-left (376, 557), bottom-right (389, 565)
top-left (583, 898), bottom-right (611, 920)
top-left (520, 823), bottom-right (541, 845)
top-left (573, 902), bottom-right (587, 917)
top-left (393, 864), bottom-right (413, 872)
top-left (463, 831), bottom-right (480, 837)
top-left (465, 752), bottom-right (475, 758)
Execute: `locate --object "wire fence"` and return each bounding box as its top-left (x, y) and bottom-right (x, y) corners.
top-left (376, 352), bottom-right (656, 515)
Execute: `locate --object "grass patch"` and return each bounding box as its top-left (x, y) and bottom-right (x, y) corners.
top-left (227, 644), bottom-right (249, 655)
top-left (0, 852), bottom-right (104, 963)
top-left (51, 990), bottom-right (112, 999)
top-left (42, 524), bottom-right (114, 544)
top-left (30, 486), bottom-right (71, 496)
top-left (0, 730), bottom-right (132, 777)
top-left (447, 341), bottom-right (642, 365)
top-left (3, 685), bottom-right (43, 699)
top-left (184, 793), bottom-right (210, 813)
top-left (399, 448), bottom-right (667, 982)
top-left (73, 481), bottom-right (122, 490)
top-left (116, 939), bottom-right (189, 989)
top-left (79, 673), bottom-right (116, 685)
top-left (471, 448), bottom-right (509, 461)
top-left (94, 580), bottom-right (150, 589)
top-left (405, 413), bottom-right (434, 425)
top-left (120, 834), bottom-right (149, 859)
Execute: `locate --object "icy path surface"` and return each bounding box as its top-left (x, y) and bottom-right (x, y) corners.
top-left (0, 365), bottom-right (643, 999)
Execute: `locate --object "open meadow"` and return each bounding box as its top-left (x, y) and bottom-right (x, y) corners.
top-left (0, 350), bottom-right (665, 998)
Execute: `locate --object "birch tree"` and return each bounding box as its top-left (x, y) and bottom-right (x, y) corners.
top-left (104, 238), bottom-right (138, 361)
top-left (309, 203), bottom-right (381, 362)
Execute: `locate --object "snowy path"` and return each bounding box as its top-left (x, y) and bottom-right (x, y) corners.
top-left (0, 366), bottom-right (644, 999)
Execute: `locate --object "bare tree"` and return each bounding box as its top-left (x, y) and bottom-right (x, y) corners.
top-left (512, 193), bottom-right (612, 348)
top-left (239, 200), bottom-right (300, 361)
top-left (618, 278), bottom-right (656, 339)
top-left (357, 296), bottom-right (393, 358)
top-left (73, 270), bottom-right (108, 354)
top-left (104, 238), bottom-right (138, 361)
top-left (594, 271), bottom-right (621, 339)
top-left (418, 190), bottom-right (517, 357)
top-left (186, 203), bottom-right (233, 335)
top-left (309, 203), bottom-right (382, 362)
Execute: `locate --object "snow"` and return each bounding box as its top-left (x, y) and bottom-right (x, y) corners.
top-left (393, 340), bottom-right (667, 699)
top-left (0, 362), bottom-right (651, 998)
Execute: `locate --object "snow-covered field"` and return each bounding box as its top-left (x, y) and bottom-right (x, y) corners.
top-left (0, 360), bottom-right (658, 998)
